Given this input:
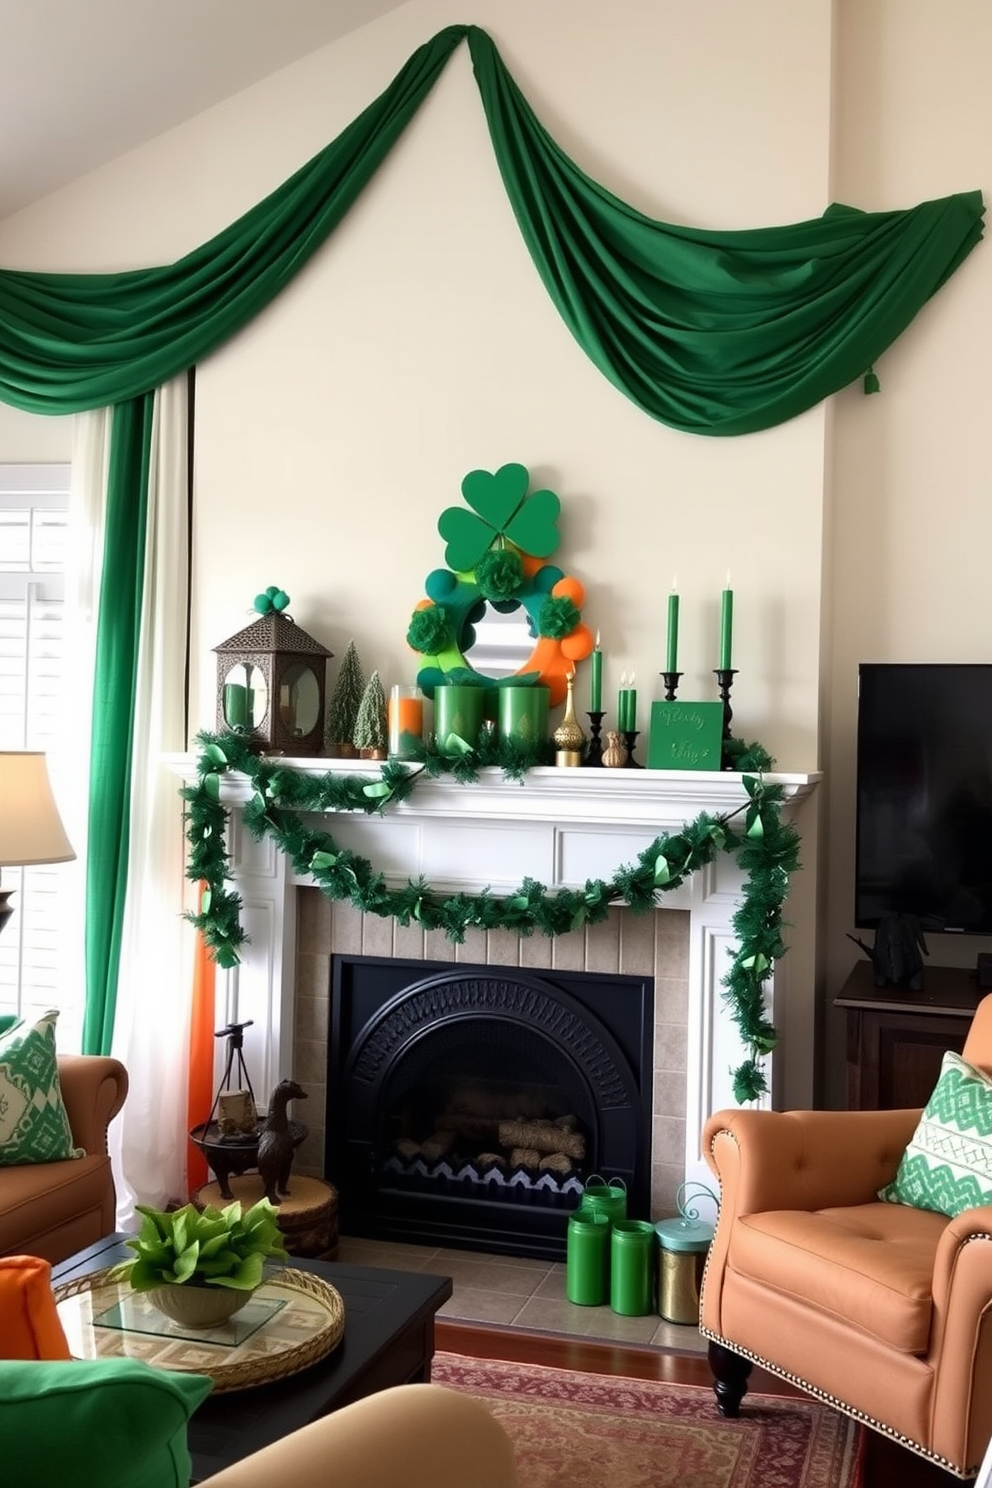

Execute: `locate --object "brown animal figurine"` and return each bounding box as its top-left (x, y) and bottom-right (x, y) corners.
top-left (256, 1078), bottom-right (308, 1205)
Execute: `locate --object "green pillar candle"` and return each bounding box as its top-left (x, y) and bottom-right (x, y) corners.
top-left (434, 684), bottom-right (485, 750)
top-left (224, 682), bottom-right (247, 728)
top-left (720, 583), bottom-right (734, 671)
top-left (666, 585), bottom-right (679, 673)
top-left (498, 685), bottom-right (549, 748)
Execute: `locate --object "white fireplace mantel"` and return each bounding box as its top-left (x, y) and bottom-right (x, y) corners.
top-left (169, 758), bottom-right (820, 1202)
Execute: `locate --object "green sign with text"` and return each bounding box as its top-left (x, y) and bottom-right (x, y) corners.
top-left (647, 700), bottom-right (724, 771)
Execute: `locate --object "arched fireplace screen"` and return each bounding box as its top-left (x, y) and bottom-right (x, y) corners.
top-left (326, 958), bottom-right (653, 1258)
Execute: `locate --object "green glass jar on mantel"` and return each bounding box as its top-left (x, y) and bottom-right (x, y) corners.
top-left (497, 685), bottom-right (549, 748)
top-left (434, 684), bottom-right (485, 750)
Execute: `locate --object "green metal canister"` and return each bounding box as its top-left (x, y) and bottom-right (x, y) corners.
top-left (578, 1174), bottom-right (627, 1227)
top-left (609, 1219), bottom-right (656, 1315)
top-left (565, 1209), bottom-right (611, 1305)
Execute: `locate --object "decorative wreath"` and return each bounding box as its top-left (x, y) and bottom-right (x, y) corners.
top-left (405, 462), bottom-right (595, 706)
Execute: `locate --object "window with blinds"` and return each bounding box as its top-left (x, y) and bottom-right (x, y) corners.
top-left (0, 465), bottom-right (77, 1041)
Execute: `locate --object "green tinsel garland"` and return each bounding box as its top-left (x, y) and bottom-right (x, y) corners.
top-left (182, 729), bottom-right (799, 1103)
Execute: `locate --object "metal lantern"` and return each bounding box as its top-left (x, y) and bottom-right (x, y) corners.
top-left (214, 610), bottom-right (332, 756)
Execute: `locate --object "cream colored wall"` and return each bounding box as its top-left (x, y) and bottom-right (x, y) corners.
top-left (0, 403), bottom-right (71, 460)
top-left (0, 0), bottom-right (832, 773)
top-left (822, 0), bottom-right (992, 1103)
top-left (1, 0), bottom-right (987, 1102)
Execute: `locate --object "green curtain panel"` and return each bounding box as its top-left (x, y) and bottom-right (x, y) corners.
top-left (81, 393), bottom-right (153, 1054)
top-left (0, 24), bottom-right (981, 1051)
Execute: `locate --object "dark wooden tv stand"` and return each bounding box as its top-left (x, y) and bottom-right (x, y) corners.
top-left (835, 961), bottom-right (986, 1110)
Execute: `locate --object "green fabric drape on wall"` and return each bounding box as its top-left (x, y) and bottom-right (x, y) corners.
top-left (81, 393), bottom-right (153, 1054)
top-left (0, 24), bottom-right (982, 1049)
top-left (469, 46), bottom-right (984, 434)
top-left (0, 25), bottom-right (983, 431)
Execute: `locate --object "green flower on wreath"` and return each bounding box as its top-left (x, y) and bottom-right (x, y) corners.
top-left (437, 462), bottom-right (561, 572)
top-left (475, 548), bottom-right (524, 602)
top-left (406, 603), bottom-right (454, 656)
top-left (537, 593), bottom-right (581, 640)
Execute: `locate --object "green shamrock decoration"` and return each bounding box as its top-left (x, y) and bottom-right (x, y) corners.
top-left (254, 585), bottom-right (290, 615)
top-left (437, 463), bottom-right (561, 572)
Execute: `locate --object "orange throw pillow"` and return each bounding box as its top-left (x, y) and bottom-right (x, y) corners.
top-left (0, 1255), bottom-right (71, 1360)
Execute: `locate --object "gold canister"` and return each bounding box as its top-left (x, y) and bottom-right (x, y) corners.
top-left (655, 1216), bottom-right (713, 1325)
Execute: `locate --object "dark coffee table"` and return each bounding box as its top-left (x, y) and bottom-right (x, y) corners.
top-left (52, 1234), bottom-right (453, 1484)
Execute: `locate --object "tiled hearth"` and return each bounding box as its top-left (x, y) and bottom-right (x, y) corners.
top-left (337, 1232), bottom-right (708, 1351)
top-left (290, 894), bottom-right (691, 1224)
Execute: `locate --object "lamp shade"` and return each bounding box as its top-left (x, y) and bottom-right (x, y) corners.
top-left (0, 752), bottom-right (75, 866)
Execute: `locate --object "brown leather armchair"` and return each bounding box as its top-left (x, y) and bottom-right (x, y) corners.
top-left (700, 992), bottom-right (992, 1480)
top-left (0, 1055), bottom-right (128, 1264)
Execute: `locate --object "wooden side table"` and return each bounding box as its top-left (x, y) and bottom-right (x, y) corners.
top-left (195, 1173), bottom-right (339, 1261)
top-left (835, 962), bottom-right (983, 1110)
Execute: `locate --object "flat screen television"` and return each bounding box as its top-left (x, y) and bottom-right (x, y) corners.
top-left (855, 663), bottom-right (992, 935)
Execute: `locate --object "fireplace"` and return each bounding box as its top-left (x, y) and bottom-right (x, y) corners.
top-left (325, 955), bottom-right (653, 1258)
top-left (165, 756), bottom-right (820, 1230)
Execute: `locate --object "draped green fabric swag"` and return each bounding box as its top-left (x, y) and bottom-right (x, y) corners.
top-left (0, 23), bottom-right (981, 1051)
top-left (0, 25), bottom-right (982, 430)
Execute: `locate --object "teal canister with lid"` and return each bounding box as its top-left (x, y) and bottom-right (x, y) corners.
top-left (655, 1215), bottom-right (714, 1324)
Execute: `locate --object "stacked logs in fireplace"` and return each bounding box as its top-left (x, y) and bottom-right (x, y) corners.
top-left (396, 1112), bottom-right (585, 1175)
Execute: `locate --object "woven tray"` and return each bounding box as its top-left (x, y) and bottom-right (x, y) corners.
top-left (54, 1265), bottom-right (345, 1392)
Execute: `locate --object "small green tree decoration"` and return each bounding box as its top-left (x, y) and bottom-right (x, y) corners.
top-left (327, 639), bottom-right (365, 756)
top-left (354, 669), bottom-right (387, 757)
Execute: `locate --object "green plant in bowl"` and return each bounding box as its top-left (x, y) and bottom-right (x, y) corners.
top-left (114, 1198), bottom-right (290, 1327)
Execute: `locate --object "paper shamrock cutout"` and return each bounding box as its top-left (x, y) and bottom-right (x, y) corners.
top-left (437, 463), bottom-right (561, 572)
top-left (253, 585), bottom-right (290, 614)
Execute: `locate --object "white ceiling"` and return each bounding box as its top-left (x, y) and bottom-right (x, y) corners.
top-left (0, 0), bottom-right (408, 219)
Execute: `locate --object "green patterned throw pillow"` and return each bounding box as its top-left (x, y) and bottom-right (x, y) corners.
top-left (879, 1049), bottom-right (992, 1218)
top-left (0, 1010), bottom-right (83, 1165)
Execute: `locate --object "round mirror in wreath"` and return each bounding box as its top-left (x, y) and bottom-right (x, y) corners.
top-left (405, 463), bottom-right (594, 708)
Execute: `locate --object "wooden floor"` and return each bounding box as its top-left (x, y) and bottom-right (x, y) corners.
top-left (436, 1320), bottom-right (965, 1487)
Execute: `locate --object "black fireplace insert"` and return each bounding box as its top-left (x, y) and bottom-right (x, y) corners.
top-left (325, 955), bottom-right (653, 1259)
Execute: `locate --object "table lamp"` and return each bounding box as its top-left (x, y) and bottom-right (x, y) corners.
top-left (0, 751), bottom-right (76, 936)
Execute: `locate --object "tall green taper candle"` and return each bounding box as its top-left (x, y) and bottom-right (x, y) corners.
top-left (720, 581), bottom-right (734, 671)
top-left (590, 634), bottom-right (603, 712)
top-left (666, 582), bottom-right (679, 673)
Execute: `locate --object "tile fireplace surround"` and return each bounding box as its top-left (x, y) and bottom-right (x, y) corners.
top-left (171, 760), bottom-right (819, 1226)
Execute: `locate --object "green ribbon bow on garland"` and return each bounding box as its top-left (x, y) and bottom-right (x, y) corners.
top-left (182, 728), bottom-right (799, 1102)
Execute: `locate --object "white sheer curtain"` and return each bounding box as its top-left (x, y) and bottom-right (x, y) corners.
top-left (72, 376), bottom-right (200, 1222)
top-left (54, 410), bottom-right (111, 1043)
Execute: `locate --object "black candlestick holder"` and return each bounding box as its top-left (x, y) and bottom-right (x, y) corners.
top-left (623, 729), bottom-right (643, 768)
top-left (660, 670), bottom-right (682, 701)
top-left (585, 710), bottom-right (605, 767)
top-left (714, 668), bottom-right (738, 752)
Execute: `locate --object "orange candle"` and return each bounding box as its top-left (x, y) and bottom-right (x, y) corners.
top-left (388, 686), bottom-right (424, 758)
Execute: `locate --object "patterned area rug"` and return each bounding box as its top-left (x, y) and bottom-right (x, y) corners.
top-left (431, 1352), bottom-right (863, 1488)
